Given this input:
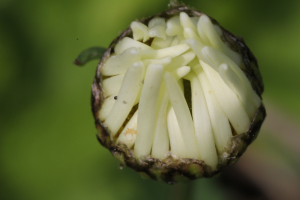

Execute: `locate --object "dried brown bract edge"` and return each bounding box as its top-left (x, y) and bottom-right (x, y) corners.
top-left (79, 2), bottom-right (266, 184)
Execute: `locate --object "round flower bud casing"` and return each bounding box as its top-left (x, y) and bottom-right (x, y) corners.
top-left (90, 3), bottom-right (266, 183)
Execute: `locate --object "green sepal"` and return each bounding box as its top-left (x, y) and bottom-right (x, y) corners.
top-left (73, 47), bottom-right (106, 66)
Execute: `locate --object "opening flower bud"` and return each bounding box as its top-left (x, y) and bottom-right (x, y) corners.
top-left (79, 2), bottom-right (266, 184)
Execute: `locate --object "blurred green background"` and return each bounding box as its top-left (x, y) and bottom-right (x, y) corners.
top-left (1, 0), bottom-right (300, 199)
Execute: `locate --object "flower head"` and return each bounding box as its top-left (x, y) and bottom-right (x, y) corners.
top-left (88, 2), bottom-right (266, 183)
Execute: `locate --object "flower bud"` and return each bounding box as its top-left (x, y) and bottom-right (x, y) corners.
top-left (83, 2), bottom-right (266, 183)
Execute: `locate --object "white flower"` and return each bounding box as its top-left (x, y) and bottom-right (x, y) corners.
top-left (99, 12), bottom-right (262, 171)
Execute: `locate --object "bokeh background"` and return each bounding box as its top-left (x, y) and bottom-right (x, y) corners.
top-left (1, 0), bottom-right (300, 199)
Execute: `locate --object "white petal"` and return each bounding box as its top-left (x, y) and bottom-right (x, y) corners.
top-left (202, 46), bottom-right (261, 108)
top-left (134, 64), bottom-right (164, 158)
top-left (167, 105), bottom-right (186, 158)
top-left (164, 72), bottom-right (200, 159)
top-left (117, 110), bottom-right (138, 148)
top-left (99, 94), bottom-right (117, 121)
top-left (151, 83), bottom-right (169, 159)
top-left (142, 57), bottom-right (172, 67)
top-left (195, 67), bottom-right (232, 154)
top-left (104, 61), bottom-right (145, 137)
top-left (184, 72), bottom-right (218, 169)
top-left (185, 39), bottom-right (206, 61)
top-left (148, 17), bottom-right (167, 39)
top-left (201, 60), bottom-right (250, 134)
top-left (101, 47), bottom-right (141, 76)
top-left (114, 37), bottom-right (153, 55)
top-left (141, 43), bottom-right (190, 59)
top-left (180, 12), bottom-right (197, 32)
top-left (219, 63), bottom-right (257, 119)
top-left (102, 74), bottom-right (124, 97)
top-left (151, 36), bottom-right (174, 49)
top-left (131, 21), bottom-right (150, 42)
top-left (199, 15), bottom-right (242, 66)
top-left (183, 27), bottom-right (204, 43)
top-left (166, 16), bottom-right (183, 36)
top-left (165, 51), bottom-right (195, 71)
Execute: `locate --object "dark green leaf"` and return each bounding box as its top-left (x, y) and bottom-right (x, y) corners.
top-left (73, 47), bottom-right (107, 66)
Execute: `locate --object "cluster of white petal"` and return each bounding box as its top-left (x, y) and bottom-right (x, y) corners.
top-left (99, 12), bottom-right (261, 169)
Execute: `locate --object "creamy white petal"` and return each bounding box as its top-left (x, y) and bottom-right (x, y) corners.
top-left (170, 36), bottom-right (181, 46)
top-left (180, 12), bottom-right (197, 32)
top-left (148, 17), bottom-right (165, 28)
top-left (166, 16), bottom-right (183, 36)
top-left (101, 47), bottom-right (141, 76)
top-left (142, 57), bottom-right (172, 67)
top-left (131, 21), bottom-right (150, 42)
top-left (117, 110), bottom-right (138, 148)
top-left (185, 72), bottom-right (218, 169)
top-left (167, 105), bottom-right (186, 158)
top-left (99, 94), bottom-right (117, 121)
top-left (164, 72), bottom-right (200, 159)
top-left (151, 36), bottom-right (174, 49)
top-left (194, 67), bottom-right (232, 154)
top-left (165, 51), bottom-right (195, 71)
top-left (185, 39), bottom-right (206, 61)
top-left (134, 64), bottom-right (164, 158)
top-left (141, 43), bottom-right (190, 59)
top-left (114, 37), bottom-right (153, 55)
top-left (151, 83), bottom-right (169, 159)
top-left (219, 63), bottom-right (257, 119)
top-left (199, 15), bottom-right (242, 66)
top-left (105, 61), bottom-right (145, 137)
top-left (183, 27), bottom-right (204, 43)
top-left (201, 60), bottom-right (250, 134)
top-left (152, 66), bottom-right (192, 159)
top-left (148, 17), bottom-right (167, 39)
top-left (202, 46), bottom-right (261, 108)
top-left (102, 74), bottom-right (124, 97)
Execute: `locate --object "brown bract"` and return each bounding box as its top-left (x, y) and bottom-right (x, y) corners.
top-left (91, 3), bottom-right (266, 183)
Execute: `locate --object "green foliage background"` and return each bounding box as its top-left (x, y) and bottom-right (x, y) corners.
top-left (1, 0), bottom-right (300, 199)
